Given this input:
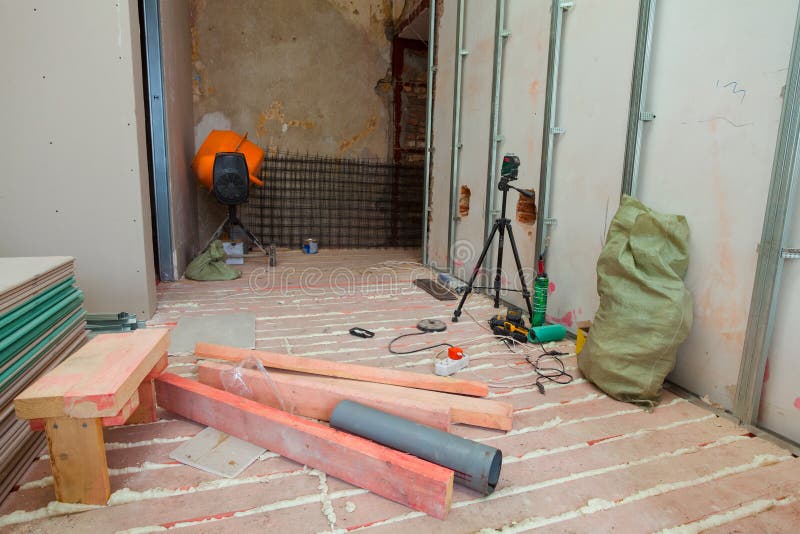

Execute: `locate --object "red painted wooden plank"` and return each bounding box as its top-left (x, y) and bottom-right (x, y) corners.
top-left (195, 342), bottom-right (489, 397)
top-left (100, 389), bottom-right (141, 426)
top-left (15, 329), bottom-right (170, 419)
top-left (154, 373), bottom-right (454, 519)
top-left (125, 380), bottom-right (157, 425)
top-left (27, 389), bottom-right (142, 430)
top-left (144, 354), bottom-right (168, 380)
top-left (197, 361), bottom-right (453, 431)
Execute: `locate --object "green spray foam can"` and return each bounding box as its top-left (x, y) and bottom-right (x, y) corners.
top-left (532, 255), bottom-right (548, 327)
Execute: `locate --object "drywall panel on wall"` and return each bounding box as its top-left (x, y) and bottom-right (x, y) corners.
top-left (542, 0), bottom-right (639, 329)
top-left (637, 0), bottom-right (796, 409)
top-left (429, 0), bottom-right (457, 269)
top-left (451, 0), bottom-right (496, 282)
top-left (759, 189), bottom-right (800, 443)
top-left (0, 1), bottom-right (157, 318)
top-left (490, 0), bottom-right (551, 310)
top-left (160, 0), bottom-right (199, 277)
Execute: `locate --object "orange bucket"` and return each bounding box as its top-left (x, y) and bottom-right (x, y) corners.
top-left (192, 130), bottom-right (265, 190)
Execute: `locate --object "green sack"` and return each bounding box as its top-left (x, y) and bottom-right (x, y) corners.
top-left (578, 195), bottom-right (692, 407)
top-left (185, 240), bottom-right (242, 281)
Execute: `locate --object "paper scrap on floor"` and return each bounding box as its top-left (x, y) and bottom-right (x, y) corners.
top-left (169, 427), bottom-right (267, 478)
top-left (168, 312), bottom-right (255, 355)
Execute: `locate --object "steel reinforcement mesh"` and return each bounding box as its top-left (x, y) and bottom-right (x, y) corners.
top-left (240, 152), bottom-right (424, 249)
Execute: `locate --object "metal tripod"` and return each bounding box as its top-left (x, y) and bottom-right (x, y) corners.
top-left (452, 178), bottom-right (534, 322)
top-left (204, 204), bottom-right (267, 254)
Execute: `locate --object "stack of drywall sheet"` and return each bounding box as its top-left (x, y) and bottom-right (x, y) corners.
top-left (0, 257), bottom-right (87, 501)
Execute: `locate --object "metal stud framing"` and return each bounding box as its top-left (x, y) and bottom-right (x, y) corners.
top-left (447, 0), bottom-right (467, 272)
top-left (621, 0), bottom-right (657, 197)
top-left (734, 5), bottom-right (800, 425)
top-left (484, 0), bottom-right (509, 246)
top-left (142, 0), bottom-right (175, 281)
top-left (422, 0), bottom-right (437, 265)
top-left (535, 0), bottom-right (571, 259)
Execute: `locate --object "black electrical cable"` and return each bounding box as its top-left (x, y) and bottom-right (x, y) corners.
top-left (528, 340), bottom-right (573, 394)
top-left (388, 331), bottom-right (454, 355)
top-left (501, 337), bottom-right (573, 394)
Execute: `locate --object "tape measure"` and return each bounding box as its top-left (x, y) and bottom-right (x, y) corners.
top-left (417, 319), bottom-right (447, 332)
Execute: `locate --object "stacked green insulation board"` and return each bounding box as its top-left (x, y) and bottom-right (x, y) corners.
top-left (0, 257), bottom-right (86, 502)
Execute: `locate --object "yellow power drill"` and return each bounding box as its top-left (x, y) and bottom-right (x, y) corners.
top-left (488, 308), bottom-right (529, 343)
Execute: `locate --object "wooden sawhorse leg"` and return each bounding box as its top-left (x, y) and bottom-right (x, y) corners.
top-left (125, 353), bottom-right (167, 425)
top-left (44, 416), bottom-right (110, 505)
top-left (126, 379), bottom-right (157, 425)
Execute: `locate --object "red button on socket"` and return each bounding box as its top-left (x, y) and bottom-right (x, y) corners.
top-left (448, 347), bottom-right (464, 360)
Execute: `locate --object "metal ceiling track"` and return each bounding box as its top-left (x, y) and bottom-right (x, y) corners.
top-left (733, 5), bottom-right (800, 426)
top-left (447, 0), bottom-right (467, 272)
top-left (621, 0), bottom-right (657, 197)
top-left (422, 0), bottom-right (437, 265)
top-left (534, 0), bottom-right (572, 259)
top-left (484, 0), bottom-right (510, 246)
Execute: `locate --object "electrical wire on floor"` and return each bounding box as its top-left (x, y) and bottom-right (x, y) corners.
top-left (459, 293), bottom-right (574, 394)
top-left (388, 331), bottom-right (453, 355)
top-left (383, 272), bottom-right (574, 393)
top-left (505, 337), bottom-right (573, 394)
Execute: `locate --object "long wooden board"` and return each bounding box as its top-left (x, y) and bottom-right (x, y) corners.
top-left (14, 329), bottom-right (169, 419)
top-left (198, 360), bottom-right (513, 430)
top-left (195, 342), bottom-right (489, 398)
top-left (197, 361), bottom-right (453, 431)
top-left (155, 373), bottom-right (454, 519)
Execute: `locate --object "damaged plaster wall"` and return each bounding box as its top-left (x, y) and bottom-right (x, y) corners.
top-left (190, 0), bottom-right (395, 242)
top-left (161, 0), bottom-right (200, 277)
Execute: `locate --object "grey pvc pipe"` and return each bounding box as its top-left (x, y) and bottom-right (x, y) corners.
top-left (330, 400), bottom-right (502, 495)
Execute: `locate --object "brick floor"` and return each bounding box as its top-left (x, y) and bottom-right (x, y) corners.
top-left (1, 249), bottom-right (797, 533)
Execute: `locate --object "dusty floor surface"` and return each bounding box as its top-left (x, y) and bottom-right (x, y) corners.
top-left (1, 249), bottom-right (799, 532)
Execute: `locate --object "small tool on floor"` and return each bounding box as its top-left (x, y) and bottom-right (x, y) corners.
top-left (489, 308), bottom-right (529, 343)
top-left (349, 327), bottom-right (374, 338)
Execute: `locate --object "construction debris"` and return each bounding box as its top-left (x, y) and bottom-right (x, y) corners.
top-left (155, 373), bottom-right (455, 519)
top-left (0, 257), bottom-right (87, 503)
top-left (198, 359), bottom-right (512, 431)
top-left (13, 329), bottom-right (169, 505)
top-left (169, 427), bottom-right (266, 478)
top-left (195, 342), bottom-right (489, 397)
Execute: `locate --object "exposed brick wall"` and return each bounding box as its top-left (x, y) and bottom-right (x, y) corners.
top-left (392, 38), bottom-right (428, 165)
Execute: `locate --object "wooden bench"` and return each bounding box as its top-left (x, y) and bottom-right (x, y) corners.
top-left (14, 329), bottom-right (170, 505)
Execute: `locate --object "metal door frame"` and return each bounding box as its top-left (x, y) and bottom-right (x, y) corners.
top-left (142, 0), bottom-right (175, 281)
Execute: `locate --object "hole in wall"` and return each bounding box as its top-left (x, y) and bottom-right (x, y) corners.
top-left (458, 185), bottom-right (471, 217)
top-left (516, 189), bottom-right (537, 224)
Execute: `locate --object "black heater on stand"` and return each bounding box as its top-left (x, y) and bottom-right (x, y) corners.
top-left (203, 152), bottom-right (267, 254)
